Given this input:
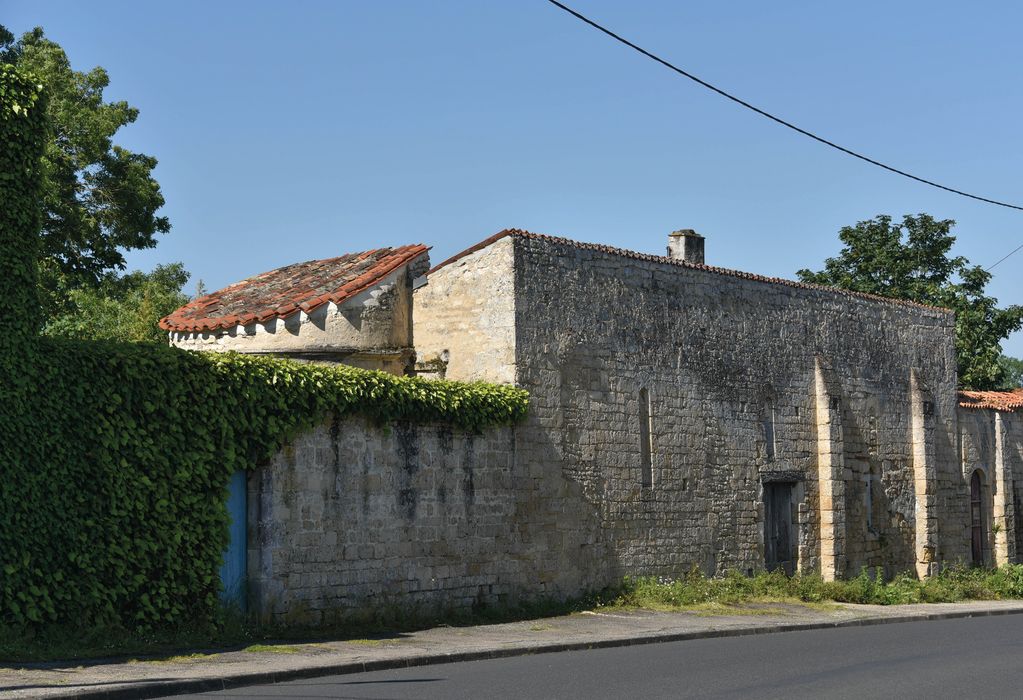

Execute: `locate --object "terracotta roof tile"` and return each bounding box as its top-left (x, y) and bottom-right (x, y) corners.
top-left (160, 244), bottom-right (429, 333)
top-left (430, 229), bottom-right (953, 314)
top-left (958, 389), bottom-right (1023, 413)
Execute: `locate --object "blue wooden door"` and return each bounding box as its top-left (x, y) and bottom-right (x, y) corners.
top-left (220, 470), bottom-right (247, 609)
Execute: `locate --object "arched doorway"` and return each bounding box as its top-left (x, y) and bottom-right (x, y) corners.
top-left (971, 470), bottom-right (985, 567)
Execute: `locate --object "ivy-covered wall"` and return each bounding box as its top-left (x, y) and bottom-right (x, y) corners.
top-left (4, 345), bottom-right (526, 628)
top-left (0, 66), bottom-right (528, 631)
top-left (0, 64), bottom-right (45, 343)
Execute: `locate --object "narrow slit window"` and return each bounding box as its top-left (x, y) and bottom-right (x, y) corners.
top-left (763, 405), bottom-right (776, 461)
top-left (639, 388), bottom-right (653, 487)
top-left (865, 472), bottom-right (874, 531)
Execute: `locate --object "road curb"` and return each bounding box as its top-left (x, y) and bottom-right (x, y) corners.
top-left (29, 605), bottom-right (1023, 699)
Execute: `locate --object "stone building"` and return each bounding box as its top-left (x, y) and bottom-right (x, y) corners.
top-left (163, 228), bottom-right (1023, 623)
top-left (160, 244), bottom-right (429, 373)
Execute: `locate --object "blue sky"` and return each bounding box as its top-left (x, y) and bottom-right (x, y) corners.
top-left (7, 1), bottom-right (1023, 355)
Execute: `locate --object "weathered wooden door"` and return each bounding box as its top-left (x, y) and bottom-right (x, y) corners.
top-left (220, 470), bottom-right (248, 609)
top-left (971, 470), bottom-right (984, 567)
top-left (764, 482), bottom-right (794, 574)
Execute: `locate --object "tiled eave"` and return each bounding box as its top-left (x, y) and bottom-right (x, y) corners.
top-left (958, 389), bottom-right (1023, 413)
top-left (160, 244), bottom-right (429, 333)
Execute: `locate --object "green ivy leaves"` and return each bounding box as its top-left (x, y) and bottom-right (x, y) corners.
top-left (1, 340), bottom-right (527, 631)
top-left (0, 65), bottom-right (46, 344)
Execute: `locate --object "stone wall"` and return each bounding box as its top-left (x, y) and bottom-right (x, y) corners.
top-left (412, 236), bottom-right (517, 383)
top-left (248, 414), bottom-right (608, 625)
top-left (956, 407), bottom-right (1023, 567)
top-left (503, 233), bottom-right (960, 580)
top-left (247, 406), bottom-right (1023, 623)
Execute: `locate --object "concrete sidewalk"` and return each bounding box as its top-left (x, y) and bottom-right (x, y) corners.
top-left (5, 599), bottom-right (1023, 699)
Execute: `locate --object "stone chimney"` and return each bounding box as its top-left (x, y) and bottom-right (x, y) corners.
top-left (667, 229), bottom-right (705, 265)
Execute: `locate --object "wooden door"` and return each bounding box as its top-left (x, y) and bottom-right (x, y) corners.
top-left (220, 470), bottom-right (248, 609)
top-left (765, 483), bottom-right (794, 574)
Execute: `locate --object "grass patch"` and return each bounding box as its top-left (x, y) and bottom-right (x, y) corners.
top-left (605, 564), bottom-right (1023, 611)
top-left (138, 652), bottom-right (219, 665)
top-left (243, 644), bottom-right (300, 654)
top-left (689, 603), bottom-right (786, 617)
top-left (5, 565), bottom-right (1023, 664)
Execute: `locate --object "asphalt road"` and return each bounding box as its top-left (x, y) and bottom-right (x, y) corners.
top-left (179, 615), bottom-right (1023, 699)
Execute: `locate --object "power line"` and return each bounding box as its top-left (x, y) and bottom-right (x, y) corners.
top-left (545, 0), bottom-right (1023, 215)
top-left (987, 242), bottom-right (1023, 271)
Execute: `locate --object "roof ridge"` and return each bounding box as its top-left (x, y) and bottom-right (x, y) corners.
top-left (429, 228), bottom-right (953, 314)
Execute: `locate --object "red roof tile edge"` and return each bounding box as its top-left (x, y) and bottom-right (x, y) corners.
top-left (160, 244), bottom-right (429, 333)
top-left (958, 389), bottom-right (1023, 413)
top-left (429, 229), bottom-right (953, 315)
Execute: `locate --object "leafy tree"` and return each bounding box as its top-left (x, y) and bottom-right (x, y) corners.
top-left (797, 214), bottom-right (1023, 390)
top-left (0, 25), bottom-right (169, 319)
top-left (42, 263), bottom-right (189, 344)
top-left (996, 355), bottom-right (1023, 390)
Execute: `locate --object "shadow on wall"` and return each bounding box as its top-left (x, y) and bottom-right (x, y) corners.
top-left (244, 415), bottom-right (614, 626)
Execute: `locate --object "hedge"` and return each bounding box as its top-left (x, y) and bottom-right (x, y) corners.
top-left (0, 64), bottom-right (45, 343)
top-left (1, 65), bottom-right (529, 631)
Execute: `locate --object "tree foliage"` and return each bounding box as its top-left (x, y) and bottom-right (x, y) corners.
top-left (0, 25), bottom-right (170, 320)
top-left (43, 263), bottom-right (190, 344)
top-left (996, 355), bottom-right (1023, 390)
top-left (797, 214), bottom-right (1023, 390)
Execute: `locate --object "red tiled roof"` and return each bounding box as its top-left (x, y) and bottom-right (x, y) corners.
top-left (160, 244), bottom-right (429, 333)
top-left (430, 229), bottom-right (953, 314)
top-left (958, 389), bottom-right (1023, 413)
